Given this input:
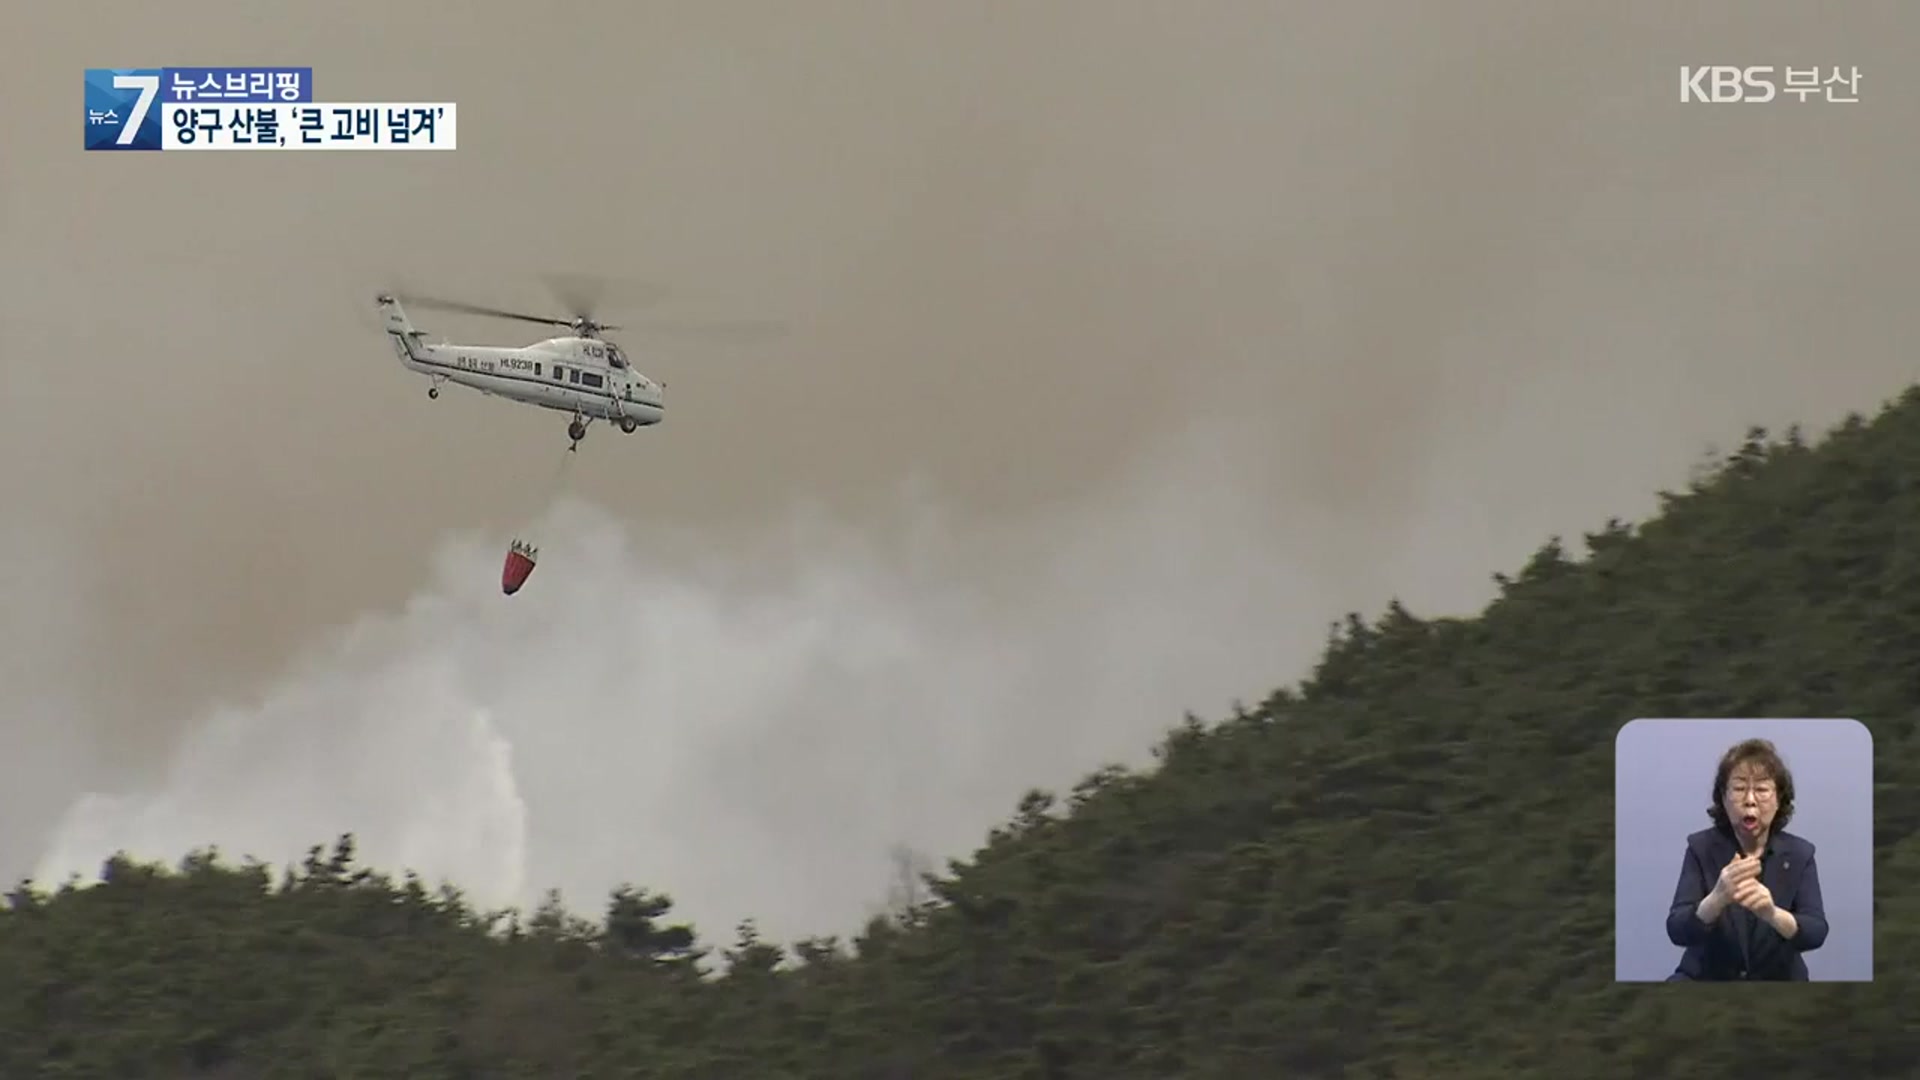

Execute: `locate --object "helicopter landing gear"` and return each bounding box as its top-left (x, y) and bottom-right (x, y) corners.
top-left (427, 386), bottom-right (439, 399)
top-left (619, 416), bottom-right (638, 434)
top-left (567, 415), bottom-right (590, 451)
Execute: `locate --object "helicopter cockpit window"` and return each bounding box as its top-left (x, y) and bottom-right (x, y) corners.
top-left (607, 344), bottom-right (627, 369)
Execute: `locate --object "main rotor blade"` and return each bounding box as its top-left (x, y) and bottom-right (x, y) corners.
top-left (540, 271), bottom-right (670, 323)
top-left (543, 272), bottom-right (603, 322)
top-left (401, 294), bottom-right (572, 329)
top-left (618, 318), bottom-right (786, 342)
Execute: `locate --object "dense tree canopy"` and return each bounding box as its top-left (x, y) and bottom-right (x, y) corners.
top-left (8, 388), bottom-right (1920, 1077)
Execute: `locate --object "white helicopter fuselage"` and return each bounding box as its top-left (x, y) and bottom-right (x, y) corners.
top-left (377, 295), bottom-right (663, 432)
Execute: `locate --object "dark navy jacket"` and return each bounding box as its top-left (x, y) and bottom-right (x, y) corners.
top-left (1665, 826), bottom-right (1828, 980)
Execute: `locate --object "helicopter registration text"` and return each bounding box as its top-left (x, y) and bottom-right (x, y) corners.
top-left (453, 355), bottom-right (496, 372)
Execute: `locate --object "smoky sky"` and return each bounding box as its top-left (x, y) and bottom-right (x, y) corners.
top-left (1, 2), bottom-right (1915, 944)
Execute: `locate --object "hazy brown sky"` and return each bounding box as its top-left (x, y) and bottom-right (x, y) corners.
top-left (2, 1), bottom-right (1914, 942)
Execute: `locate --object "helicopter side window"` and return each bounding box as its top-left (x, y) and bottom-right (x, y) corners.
top-left (580, 371), bottom-right (604, 389)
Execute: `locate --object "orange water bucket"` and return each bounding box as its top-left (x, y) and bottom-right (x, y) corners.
top-left (503, 539), bottom-right (538, 595)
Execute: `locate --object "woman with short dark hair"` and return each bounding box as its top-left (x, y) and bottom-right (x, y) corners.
top-left (1664, 737), bottom-right (1829, 980)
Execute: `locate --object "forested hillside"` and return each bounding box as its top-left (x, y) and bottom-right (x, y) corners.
top-left (8, 387), bottom-right (1920, 1078)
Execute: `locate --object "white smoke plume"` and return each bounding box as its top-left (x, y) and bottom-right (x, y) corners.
top-left (29, 424), bottom-right (1328, 945)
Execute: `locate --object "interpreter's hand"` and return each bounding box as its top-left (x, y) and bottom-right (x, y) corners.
top-left (1713, 853), bottom-right (1760, 901)
top-left (1732, 877), bottom-right (1776, 919)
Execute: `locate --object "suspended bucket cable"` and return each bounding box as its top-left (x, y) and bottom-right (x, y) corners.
top-left (500, 442), bottom-right (581, 596)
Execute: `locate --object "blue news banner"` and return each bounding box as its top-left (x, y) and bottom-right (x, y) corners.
top-left (85, 66), bottom-right (456, 150)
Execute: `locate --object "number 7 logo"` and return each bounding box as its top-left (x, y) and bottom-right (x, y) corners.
top-left (112, 73), bottom-right (159, 145)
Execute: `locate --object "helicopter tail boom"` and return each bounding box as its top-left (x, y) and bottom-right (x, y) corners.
top-left (376, 295), bottom-right (434, 373)
top-left (378, 294), bottom-right (425, 338)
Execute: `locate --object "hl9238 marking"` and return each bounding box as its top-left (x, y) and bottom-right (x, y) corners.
top-left (454, 355), bottom-right (540, 374)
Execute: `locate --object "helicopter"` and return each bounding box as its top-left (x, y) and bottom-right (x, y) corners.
top-left (376, 292), bottom-right (665, 450)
